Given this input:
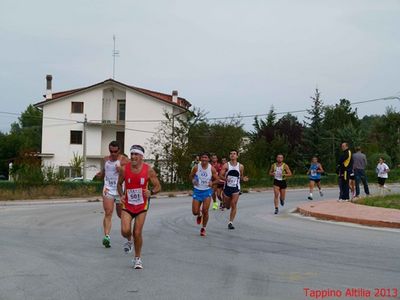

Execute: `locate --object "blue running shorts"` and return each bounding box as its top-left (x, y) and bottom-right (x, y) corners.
top-left (192, 188), bottom-right (212, 202)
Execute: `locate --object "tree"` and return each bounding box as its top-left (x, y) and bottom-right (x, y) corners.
top-left (274, 113), bottom-right (304, 170)
top-left (0, 104), bottom-right (42, 177)
top-left (303, 88), bottom-right (326, 159)
top-left (10, 104), bottom-right (42, 151)
top-left (369, 107), bottom-right (400, 166)
top-left (321, 99), bottom-right (360, 170)
top-left (149, 107), bottom-right (206, 183)
top-left (187, 119), bottom-right (246, 160)
top-left (243, 110), bottom-right (304, 177)
top-left (322, 99), bottom-right (359, 133)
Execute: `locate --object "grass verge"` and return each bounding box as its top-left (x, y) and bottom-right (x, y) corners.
top-left (355, 194), bottom-right (400, 210)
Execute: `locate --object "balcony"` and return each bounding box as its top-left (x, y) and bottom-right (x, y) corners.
top-left (87, 120), bottom-right (125, 127)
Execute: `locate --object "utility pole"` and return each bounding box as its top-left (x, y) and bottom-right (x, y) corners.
top-left (83, 114), bottom-right (87, 180)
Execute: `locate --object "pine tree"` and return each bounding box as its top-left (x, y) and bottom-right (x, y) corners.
top-left (304, 88), bottom-right (325, 158)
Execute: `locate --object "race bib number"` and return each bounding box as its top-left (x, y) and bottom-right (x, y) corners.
top-left (226, 175), bottom-right (238, 187)
top-left (311, 170), bottom-right (317, 177)
top-left (105, 176), bottom-right (117, 188)
top-left (127, 188), bottom-right (144, 205)
top-left (199, 178), bottom-right (210, 186)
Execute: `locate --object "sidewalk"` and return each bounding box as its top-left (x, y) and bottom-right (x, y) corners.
top-left (296, 199), bottom-right (400, 229)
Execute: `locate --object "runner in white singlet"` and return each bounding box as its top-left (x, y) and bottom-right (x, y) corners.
top-left (219, 150), bottom-right (248, 230)
top-left (189, 152), bottom-right (219, 236)
top-left (97, 141), bottom-right (129, 249)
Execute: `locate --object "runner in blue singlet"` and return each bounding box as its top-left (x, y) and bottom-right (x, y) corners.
top-left (307, 156), bottom-right (324, 200)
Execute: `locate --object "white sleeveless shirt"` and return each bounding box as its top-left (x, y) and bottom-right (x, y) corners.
top-left (104, 159), bottom-right (121, 195)
top-left (225, 162), bottom-right (241, 189)
top-left (274, 164), bottom-right (284, 181)
top-left (194, 163), bottom-right (212, 190)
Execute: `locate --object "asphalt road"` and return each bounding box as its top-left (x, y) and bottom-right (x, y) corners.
top-left (0, 188), bottom-right (399, 300)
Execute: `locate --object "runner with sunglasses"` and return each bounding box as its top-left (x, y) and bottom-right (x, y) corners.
top-left (98, 141), bottom-right (129, 249)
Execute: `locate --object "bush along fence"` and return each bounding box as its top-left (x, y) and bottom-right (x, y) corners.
top-left (0, 169), bottom-right (399, 200)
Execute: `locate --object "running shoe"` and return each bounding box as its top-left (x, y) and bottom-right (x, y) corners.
top-left (319, 190), bottom-right (324, 197)
top-left (200, 227), bottom-right (206, 236)
top-left (133, 257), bottom-right (143, 269)
top-left (219, 201), bottom-right (225, 210)
top-left (123, 241), bottom-right (133, 254)
top-left (102, 235), bottom-right (111, 248)
top-left (280, 198), bottom-right (285, 206)
top-left (274, 207), bottom-right (279, 215)
top-left (307, 196), bottom-right (313, 201)
top-left (212, 202), bottom-right (218, 210)
top-left (196, 214), bottom-right (202, 225)
top-left (228, 222), bottom-right (235, 230)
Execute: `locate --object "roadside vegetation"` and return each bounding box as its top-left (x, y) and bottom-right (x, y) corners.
top-left (1, 90), bottom-right (400, 200)
top-left (355, 194), bottom-right (400, 210)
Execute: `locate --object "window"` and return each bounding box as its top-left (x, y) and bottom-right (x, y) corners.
top-left (117, 100), bottom-right (126, 122)
top-left (59, 166), bottom-right (79, 179)
top-left (71, 102), bottom-right (84, 113)
top-left (70, 130), bottom-right (82, 144)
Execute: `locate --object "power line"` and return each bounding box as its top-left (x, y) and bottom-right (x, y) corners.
top-left (0, 111), bottom-right (80, 123)
top-left (206, 96), bottom-right (400, 121)
top-left (1, 95), bottom-right (399, 128)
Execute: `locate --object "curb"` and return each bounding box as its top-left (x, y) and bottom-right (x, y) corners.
top-left (296, 201), bottom-right (400, 229)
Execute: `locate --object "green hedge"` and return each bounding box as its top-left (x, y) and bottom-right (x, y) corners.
top-left (0, 169), bottom-right (399, 200)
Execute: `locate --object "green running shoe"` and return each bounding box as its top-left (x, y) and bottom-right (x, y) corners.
top-left (212, 202), bottom-right (218, 210)
top-left (102, 235), bottom-right (111, 248)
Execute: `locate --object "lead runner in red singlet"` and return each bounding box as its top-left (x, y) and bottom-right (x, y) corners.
top-left (117, 144), bottom-right (161, 269)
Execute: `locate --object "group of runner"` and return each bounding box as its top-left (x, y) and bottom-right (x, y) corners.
top-left (98, 141), bottom-right (161, 270)
top-left (189, 150), bottom-right (249, 236)
top-left (97, 140), bottom-right (390, 270)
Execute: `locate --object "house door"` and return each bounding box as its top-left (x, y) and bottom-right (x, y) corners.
top-left (116, 131), bottom-right (125, 154)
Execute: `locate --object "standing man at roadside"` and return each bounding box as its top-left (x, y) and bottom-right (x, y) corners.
top-left (337, 142), bottom-right (352, 202)
top-left (117, 145), bottom-right (161, 269)
top-left (220, 150), bottom-right (249, 230)
top-left (98, 141), bottom-right (129, 249)
top-left (352, 146), bottom-right (370, 199)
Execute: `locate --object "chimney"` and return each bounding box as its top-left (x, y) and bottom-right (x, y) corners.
top-left (46, 75), bottom-right (53, 100)
top-left (172, 90), bottom-right (178, 103)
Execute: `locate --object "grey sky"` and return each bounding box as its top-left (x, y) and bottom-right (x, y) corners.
top-left (1, 0), bottom-right (399, 132)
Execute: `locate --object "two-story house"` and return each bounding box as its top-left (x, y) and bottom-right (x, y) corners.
top-left (34, 75), bottom-right (191, 179)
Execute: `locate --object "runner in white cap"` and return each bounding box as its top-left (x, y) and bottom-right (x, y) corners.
top-left (118, 144), bottom-right (161, 269)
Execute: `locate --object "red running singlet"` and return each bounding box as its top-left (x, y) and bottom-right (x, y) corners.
top-left (122, 162), bottom-right (150, 215)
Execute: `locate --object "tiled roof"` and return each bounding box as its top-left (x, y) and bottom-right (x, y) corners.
top-left (34, 79), bottom-right (191, 109)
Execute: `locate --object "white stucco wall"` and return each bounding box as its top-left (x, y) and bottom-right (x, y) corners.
top-left (124, 90), bottom-right (175, 157)
top-left (41, 88), bottom-right (103, 178)
top-left (102, 87), bottom-right (126, 122)
top-left (39, 82), bottom-right (187, 179)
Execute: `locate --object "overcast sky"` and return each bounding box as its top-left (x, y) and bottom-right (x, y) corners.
top-left (1, 0), bottom-right (399, 132)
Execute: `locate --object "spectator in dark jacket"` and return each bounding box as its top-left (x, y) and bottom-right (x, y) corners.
top-left (337, 142), bottom-right (352, 201)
